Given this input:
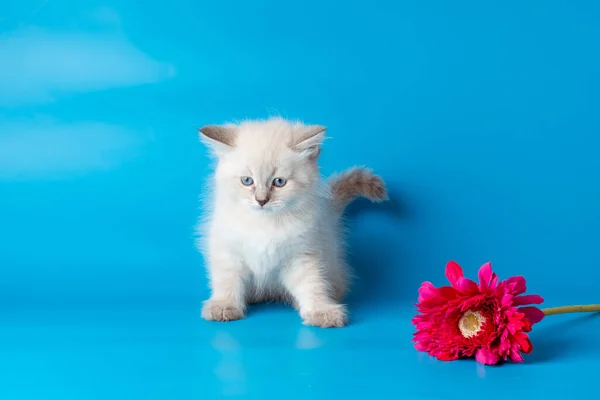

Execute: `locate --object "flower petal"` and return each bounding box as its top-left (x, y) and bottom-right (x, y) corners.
top-left (438, 286), bottom-right (459, 299)
top-left (489, 274), bottom-right (499, 290)
top-left (456, 277), bottom-right (479, 294)
top-left (513, 333), bottom-right (533, 354)
top-left (475, 348), bottom-right (501, 365)
top-left (445, 261), bottom-right (464, 287)
top-left (418, 282), bottom-right (439, 302)
top-left (512, 294), bottom-right (544, 306)
top-left (478, 262), bottom-right (493, 290)
top-left (509, 349), bottom-right (524, 363)
top-left (520, 306), bottom-right (545, 324)
top-left (437, 352), bottom-right (460, 361)
top-left (501, 294), bottom-right (514, 306)
top-left (414, 342), bottom-right (428, 351)
top-left (506, 276), bottom-right (527, 295)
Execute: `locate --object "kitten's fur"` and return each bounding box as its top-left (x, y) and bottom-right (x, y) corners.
top-left (197, 117), bottom-right (387, 327)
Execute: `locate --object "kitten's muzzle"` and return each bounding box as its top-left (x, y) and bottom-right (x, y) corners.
top-left (255, 188), bottom-right (270, 208)
top-left (256, 197), bottom-right (269, 207)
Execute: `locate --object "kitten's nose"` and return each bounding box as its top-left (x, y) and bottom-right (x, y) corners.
top-left (256, 198), bottom-right (269, 207)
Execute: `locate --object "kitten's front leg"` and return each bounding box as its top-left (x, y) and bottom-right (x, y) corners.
top-left (281, 254), bottom-right (348, 328)
top-left (202, 251), bottom-right (249, 322)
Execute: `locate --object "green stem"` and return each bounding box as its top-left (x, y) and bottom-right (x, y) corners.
top-left (542, 304), bottom-right (600, 316)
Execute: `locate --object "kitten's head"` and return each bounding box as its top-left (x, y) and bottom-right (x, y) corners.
top-left (199, 117), bottom-right (326, 214)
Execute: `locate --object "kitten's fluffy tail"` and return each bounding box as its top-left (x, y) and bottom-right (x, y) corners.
top-left (328, 167), bottom-right (388, 213)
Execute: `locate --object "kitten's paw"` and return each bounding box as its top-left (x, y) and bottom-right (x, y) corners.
top-left (302, 304), bottom-right (348, 328)
top-left (201, 300), bottom-right (245, 322)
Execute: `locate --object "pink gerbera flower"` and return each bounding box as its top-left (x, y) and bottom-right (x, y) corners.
top-left (412, 261), bottom-right (545, 365)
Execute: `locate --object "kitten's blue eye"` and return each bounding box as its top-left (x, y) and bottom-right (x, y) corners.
top-left (272, 177), bottom-right (287, 187)
top-left (241, 176), bottom-right (254, 186)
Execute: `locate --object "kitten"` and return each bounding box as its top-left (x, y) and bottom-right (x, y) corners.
top-left (196, 117), bottom-right (387, 327)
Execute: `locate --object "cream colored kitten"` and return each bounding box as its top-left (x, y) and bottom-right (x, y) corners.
top-left (196, 117), bottom-right (387, 328)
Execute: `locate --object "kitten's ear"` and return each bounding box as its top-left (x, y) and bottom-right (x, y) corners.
top-left (292, 125), bottom-right (326, 159)
top-left (198, 125), bottom-right (237, 156)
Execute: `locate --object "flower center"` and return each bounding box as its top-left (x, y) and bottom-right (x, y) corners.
top-left (458, 310), bottom-right (486, 338)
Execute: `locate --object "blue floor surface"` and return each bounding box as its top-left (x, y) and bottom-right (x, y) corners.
top-left (2, 301), bottom-right (598, 399)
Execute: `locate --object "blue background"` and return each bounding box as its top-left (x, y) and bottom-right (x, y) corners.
top-left (1, 0), bottom-right (599, 398)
